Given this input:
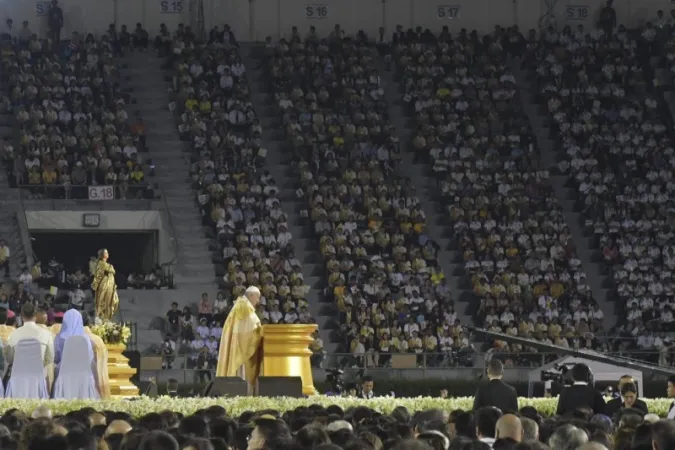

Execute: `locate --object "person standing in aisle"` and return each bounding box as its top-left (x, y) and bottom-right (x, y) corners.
top-left (48, 0), bottom-right (63, 47)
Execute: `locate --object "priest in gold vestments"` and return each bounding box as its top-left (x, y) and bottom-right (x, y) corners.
top-left (216, 286), bottom-right (263, 392)
top-left (92, 248), bottom-right (120, 321)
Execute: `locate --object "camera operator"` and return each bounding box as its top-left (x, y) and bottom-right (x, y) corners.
top-left (161, 335), bottom-right (176, 369)
top-left (325, 369), bottom-right (344, 396)
top-left (556, 363), bottom-right (605, 416)
top-left (605, 375), bottom-right (648, 417)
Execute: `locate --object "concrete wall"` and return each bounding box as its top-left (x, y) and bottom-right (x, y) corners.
top-left (25, 210), bottom-right (173, 263)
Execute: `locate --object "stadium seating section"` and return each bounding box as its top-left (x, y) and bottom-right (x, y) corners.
top-left (2, 14), bottom-right (675, 371)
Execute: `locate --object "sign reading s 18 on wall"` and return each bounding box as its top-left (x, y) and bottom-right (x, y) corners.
top-left (305, 4), bottom-right (328, 19)
top-left (436, 5), bottom-right (460, 19)
top-left (160, 0), bottom-right (185, 13)
top-left (566, 5), bottom-right (589, 20)
top-left (36, 1), bottom-right (51, 16)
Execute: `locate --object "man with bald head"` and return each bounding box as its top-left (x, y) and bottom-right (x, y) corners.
top-left (578, 443), bottom-right (608, 450)
top-left (216, 286), bottom-right (263, 394)
top-left (495, 414), bottom-right (523, 443)
top-left (105, 420), bottom-right (133, 437)
top-left (31, 405), bottom-right (52, 419)
top-left (35, 308), bottom-right (48, 329)
top-left (521, 417), bottom-right (538, 441)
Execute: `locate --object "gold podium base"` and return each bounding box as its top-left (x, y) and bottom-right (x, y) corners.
top-left (261, 324), bottom-right (318, 396)
top-left (106, 344), bottom-right (139, 398)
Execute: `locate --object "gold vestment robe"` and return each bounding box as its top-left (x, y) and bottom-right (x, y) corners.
top-left (216, 296), bottom-right (262, 385)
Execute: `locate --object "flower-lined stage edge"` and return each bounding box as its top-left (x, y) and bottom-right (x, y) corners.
top-left (90, 321), bottom-right (132, 345)
top-left (0, 397), bottom-right (671, 418)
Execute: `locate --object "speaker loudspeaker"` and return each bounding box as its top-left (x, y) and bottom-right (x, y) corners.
top-left (258, 376), bottom-right (303, 398)
top-left (202, 377), bottom-right (248, 397)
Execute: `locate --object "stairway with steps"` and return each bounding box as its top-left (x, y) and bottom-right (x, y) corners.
top-left (116, 52), bottom-right (220, 352)
top-left (510, 61), bottom-right (616, 331)
top-left (0, 112), bottom-right (34, 276)
top-left (241, 46), bottom-right (335, 358)
top-left (120, 52), bottom-right (216, 289)
top-left (375, 57), bottom-right (472, 326)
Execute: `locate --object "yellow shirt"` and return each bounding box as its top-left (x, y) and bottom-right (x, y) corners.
top-left (333, 285), bottom-right (345, 298)
top-left (28, 171), bottom-right (41, 184)
top-left (550, 282), bottom-right (565, 298)
top-left (43, 170), bottom-right (57, 184)
top-left (0, 324), bottom-right (15, 343)
top-left (431, 270), bottom-right (445, 284)
top-left (532, 283), bottom-right (547, 297)
top-left (131, 170), bottom-right (144, 182)
top-left (185, 99), bottom-right (198, 110)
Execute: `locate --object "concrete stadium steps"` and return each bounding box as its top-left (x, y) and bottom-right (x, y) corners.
top-left (510, 60), bottom-right (616, 331)
top-left (116, 52), bottom-right (219, 352)
top-left (241, 45), bottom-right (334, 356)
top-left (119, 289), bottom-right (204, 353)
top-left (0, 110), bottom-right (33, 276)
top-left (119, 51), bottom-right (216, 293)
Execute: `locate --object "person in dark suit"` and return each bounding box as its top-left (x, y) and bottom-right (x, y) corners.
top-left (604, 376), bottom-right (648, 418)
top-left (653, 419), bottom-right (675, 450)
top-left (556, 363), bottom-right (606, 416)
top-left (358, 376), bottom-right (376, 399)
top-left (473, 359), bottom-right (518, 413)
top-left (391, 25), bottom-right (406, 44)
top-left (666, 375), bottom-right (675, 419)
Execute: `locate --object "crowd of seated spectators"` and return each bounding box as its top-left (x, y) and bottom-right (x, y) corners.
top-left (389, 25), bottom-right (602, 364)
top-left (0, 386), bottom-right (674, 450)
top-left (0, 21), bottom-right (154, 200)
top-left (166, 24), bottom-right (313, 341)
top-left (530, 15), bottom-right (675, 364)
top-left (124, 266), bottom-right (172, 290)
top-left (163, 298), bottom-right (223, 372)
top-left (262, 25), bottom-right (469, 369)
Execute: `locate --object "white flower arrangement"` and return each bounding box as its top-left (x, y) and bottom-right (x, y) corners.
top-left (90, 321), bottom-right (132, 345)
top-left (0, 397), bottom-right (670, 418)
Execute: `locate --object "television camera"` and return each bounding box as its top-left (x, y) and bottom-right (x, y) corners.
top-left (540, 363), bottom-right (577, 387)
top-left (325, 368), bottom-right (345, 395)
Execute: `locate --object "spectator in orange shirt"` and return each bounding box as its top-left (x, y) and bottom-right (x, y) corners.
top-left (130, 112), bottom-right (147, 149)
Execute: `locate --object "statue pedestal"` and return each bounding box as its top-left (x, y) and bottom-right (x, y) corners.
top-left (106, 344), bottom-right (139, 398)
top-left (261, 324), bottom-right (318, 396)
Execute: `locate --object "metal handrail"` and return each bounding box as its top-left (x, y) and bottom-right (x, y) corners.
top-left (129, 321), bottom-right (138, 350)
top-left (138, 350), bottom-right (672, 384)
top-left (15, 185), bottom-right (33, 266)
top-left (171, 349), bottom-right (672, 362)
top-left (159, 194), bottom-right (178, 283)
top-left (18, 182), bottom-right (156, 194)
top-left (17, 183), bottom-right (161, 212)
